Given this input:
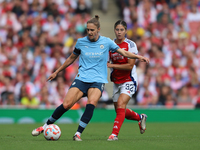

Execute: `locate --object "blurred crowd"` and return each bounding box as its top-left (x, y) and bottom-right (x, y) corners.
top-left (0, 0), bottom-right (92, 108)
top-left (0, 0), bottom-right (200, 109)
top-left (117, 0), bottom-right (200, 108)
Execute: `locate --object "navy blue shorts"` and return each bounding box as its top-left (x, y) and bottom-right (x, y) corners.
top-left (69, 79), bottom-right (105, 97)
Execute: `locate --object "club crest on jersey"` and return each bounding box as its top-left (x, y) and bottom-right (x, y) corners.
top-left (100, 45), bottom-right (104, 49)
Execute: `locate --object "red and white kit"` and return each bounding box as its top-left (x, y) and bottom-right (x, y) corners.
top-left (109, 38), bottom-right (138, 102)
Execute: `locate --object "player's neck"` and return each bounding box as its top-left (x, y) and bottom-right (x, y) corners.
top-left (95, 35), bottom-right (100, 42)
top-left (89, 35), bottom-right (100, 42)
top-left (115, 38), bottom-right (125, 44)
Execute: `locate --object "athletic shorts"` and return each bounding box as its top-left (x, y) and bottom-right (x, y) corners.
top-left (112, 81), bottom-right (137, 102)
top-left (69, 79), bottom-right (105, 97)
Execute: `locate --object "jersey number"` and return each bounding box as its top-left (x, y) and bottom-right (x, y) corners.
top-left (125, 84), bottom-right (134, 92)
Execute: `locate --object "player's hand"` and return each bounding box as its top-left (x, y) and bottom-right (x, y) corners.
top-left (139, 56), bottom-right (149, 64)
top-left (46, 72), bottom-right (58, 82)
top-left (107, 62), bottom-right (113, 68)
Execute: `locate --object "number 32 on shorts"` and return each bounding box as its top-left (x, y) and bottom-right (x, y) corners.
top-left (125, 83), bottom-right (135, 93)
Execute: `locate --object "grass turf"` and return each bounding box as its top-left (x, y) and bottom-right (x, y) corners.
top-left (0, 122), bottom-right (200, 150)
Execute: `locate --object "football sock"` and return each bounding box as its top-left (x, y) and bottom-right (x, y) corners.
top-left (77, 104), bottom-right (95, 134)
top-left (125, 108), bottom-right (141, 121)
top-left (75, 131), bottom-right (81, 136)
top-left (111, 108), bottom-right (125, 136)
top-left (111, 133), bottom-right (117, 136)
top-left (42, 123), bottom-right (47, 129)
top-left (46, 104), bottom-right (68, 125)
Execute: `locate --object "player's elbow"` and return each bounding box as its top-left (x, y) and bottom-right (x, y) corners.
top-left (126, 65), bottom-right (134, 70)
top-left (128, 66), bottom-right (133, 70)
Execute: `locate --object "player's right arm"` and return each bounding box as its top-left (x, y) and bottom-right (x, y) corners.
top-left (47, 53), bottom-right (79, 81)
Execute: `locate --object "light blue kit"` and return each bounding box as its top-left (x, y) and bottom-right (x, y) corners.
top-left (73, 36), bottom-right (119, 83)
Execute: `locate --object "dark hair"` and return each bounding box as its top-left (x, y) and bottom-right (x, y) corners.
top-left (87, 15), bottom-right (100, 28)
top-left (114, 20), bottom-right (127, 30)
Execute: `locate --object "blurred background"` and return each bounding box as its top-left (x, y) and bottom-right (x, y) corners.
top-left (1, 0), bottom-right (200, 110)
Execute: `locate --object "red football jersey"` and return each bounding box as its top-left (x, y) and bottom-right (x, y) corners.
top-left (109, 38), bottom-right (138, 84)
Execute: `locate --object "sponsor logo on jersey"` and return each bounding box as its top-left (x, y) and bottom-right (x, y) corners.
top-left (85, 52), bottom-right (103, 58)
top-left (85, 52), bottom-right (103, 55)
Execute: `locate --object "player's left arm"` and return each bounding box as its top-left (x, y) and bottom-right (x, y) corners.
top-left (107, 59), bottom-right (135, 71)
top-left (116, 48), bottom-right (149, 64)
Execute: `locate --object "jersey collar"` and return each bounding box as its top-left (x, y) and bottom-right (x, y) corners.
top-left (87, 35), bottom-right (101, 42)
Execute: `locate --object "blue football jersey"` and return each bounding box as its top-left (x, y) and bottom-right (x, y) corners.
top-left (73, 36), bottom-right (119, 83)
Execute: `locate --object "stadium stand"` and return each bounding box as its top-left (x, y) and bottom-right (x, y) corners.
top-left (0, 0), bottom-right (200, 109)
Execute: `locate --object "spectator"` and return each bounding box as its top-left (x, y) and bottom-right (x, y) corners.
top-left (176, 86), bottom-right (192, 107)
top-left (170, 73), bottom-right (185, 94)
top-left (157, 85), bottom-right (171, 105)
top-left (75, 0), bottom-right (92, 14)
top-left (137, 0), bottom-right (157, 29)
top-left (122, 0), bottom-right (137, 28)
top-left (192, 88), bottom-right (200, 108)
top-left (0, 76), bottom-right (15, 105)
top-left (43, 1), bottom-right (60, 18)
top-left (12, 0), bottom-right (24, 17)
top-left (0, 5), bottom-right (22, 32)
top-left (42, 14), bottom-right (60, 37)
top-left (165, 91), bottom-right (176, 108)
top-left (20, 83), bottom-right (40, 108)
top-left (37, 86), bottom-right (52, 108)
top-left (1, 91), bottom-right (15, 105)
top-left (137, 76), bottom-right (157, 106)
top-left (57, 0), bottom-right (77, 15)
top-left (186, 4), bottom-right (200, 35)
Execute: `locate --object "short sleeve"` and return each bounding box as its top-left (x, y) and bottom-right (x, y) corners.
top-left (128, 40), bottom-right (138, 55)
top-left (73, 39), bottom-right (81, 55)
top-left (73, 48), bottom-right (80, 55)
top-left (108, 38), bottom-right (119, 53)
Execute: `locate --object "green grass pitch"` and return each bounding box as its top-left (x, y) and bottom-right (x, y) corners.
top-left (1, 122), bottom-right (200, 150)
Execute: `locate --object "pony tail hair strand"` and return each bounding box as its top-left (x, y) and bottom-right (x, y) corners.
top-left (95, 15), bottom-right (99, 21)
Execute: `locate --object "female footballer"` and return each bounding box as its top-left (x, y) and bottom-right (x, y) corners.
top-left (107, 20), bottom-right (148, 141)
